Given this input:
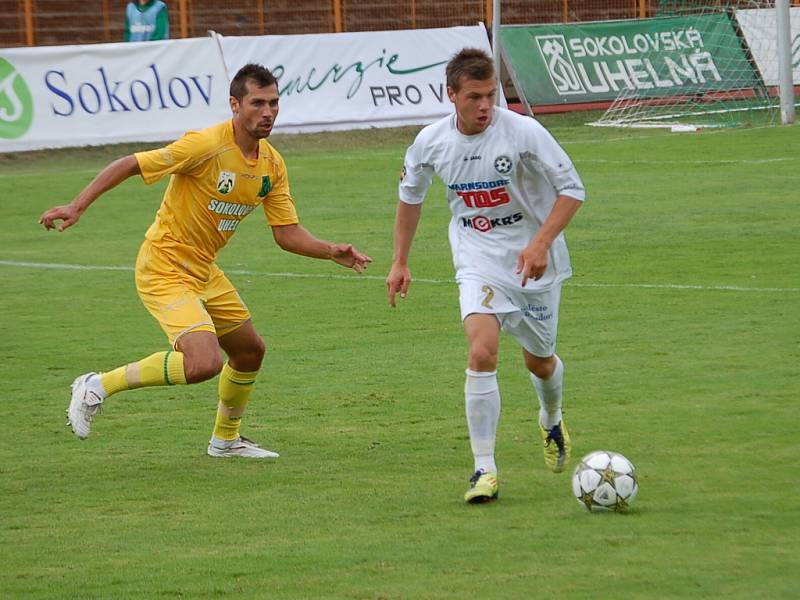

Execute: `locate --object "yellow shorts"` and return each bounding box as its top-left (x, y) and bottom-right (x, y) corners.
top-left (135, 241), bottom-right (251, 347)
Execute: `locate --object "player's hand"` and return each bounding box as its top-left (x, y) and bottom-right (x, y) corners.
top-left (330, 243), bottom-right (372, 273)
top-left (39, 204), bottom-right (81, 232)
top-left (515, 241), bottom-right (548, 287)
top-left (386, 263), bottom-right (411, 308)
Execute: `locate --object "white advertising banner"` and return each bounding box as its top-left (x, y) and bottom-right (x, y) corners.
top-left (0, 37), bottom-right (231, 152)
top-left (737, 7), bottom-right (800, 86)
top-left (218, 25), bottom-right (499, 133)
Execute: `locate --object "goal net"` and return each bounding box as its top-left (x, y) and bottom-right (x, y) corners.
top-left (590, 1), bottom-right (792, 129)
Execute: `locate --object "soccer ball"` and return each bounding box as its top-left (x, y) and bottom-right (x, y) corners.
top-left (572, 450), bottom-right (639, 512)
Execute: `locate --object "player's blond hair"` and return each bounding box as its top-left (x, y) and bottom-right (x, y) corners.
top-left (446, 48), bottom-right (495, 91)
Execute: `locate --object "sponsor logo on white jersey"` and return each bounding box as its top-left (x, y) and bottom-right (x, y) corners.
top-left (460, 212), bottom-right (523, 233)
top-left (449, 180), bottom-right (512, 209)
top-left (493, 155), bottom-right (513, 175)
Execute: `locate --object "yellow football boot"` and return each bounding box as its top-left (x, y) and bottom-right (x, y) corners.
top-left (464, 470), bottom-right (499, 504)
top-left (540, 420), bottom-right (571, 473)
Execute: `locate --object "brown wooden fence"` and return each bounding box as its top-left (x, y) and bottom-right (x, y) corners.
top-left (5, 0), bottom-right (798, 48)
top-left (2, 0), bottom-right (665, 47)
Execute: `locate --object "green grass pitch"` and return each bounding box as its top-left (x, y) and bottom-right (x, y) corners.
top-left (1, 114), bottom-right (798, 598)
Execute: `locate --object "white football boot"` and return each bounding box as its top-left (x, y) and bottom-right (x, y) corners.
top-left (66, 373), bottom-right (104, 439)
top-left (207, 435), bottom-right (279, 458)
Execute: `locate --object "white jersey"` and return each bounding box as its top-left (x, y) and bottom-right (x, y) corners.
top-left (399, 107), bottom-right (585, 291)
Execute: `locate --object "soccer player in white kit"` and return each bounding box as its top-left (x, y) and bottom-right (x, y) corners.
top-left (386, 48), bottom-right (586, 503)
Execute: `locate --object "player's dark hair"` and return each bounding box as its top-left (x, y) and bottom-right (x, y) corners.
top-left (446, 48), bottom-right (495, 91)
top-left (230, 64), bottom-right (277, 100)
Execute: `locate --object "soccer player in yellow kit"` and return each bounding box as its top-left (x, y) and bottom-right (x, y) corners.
top-left (39, 64), bottom-right (372, 458)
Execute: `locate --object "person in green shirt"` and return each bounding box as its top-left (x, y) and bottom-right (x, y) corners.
top-left (124, 0), bottom-right (169, 42)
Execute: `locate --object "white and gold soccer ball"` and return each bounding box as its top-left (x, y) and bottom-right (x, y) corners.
top-left (572, 450), bottom-right (639, 512)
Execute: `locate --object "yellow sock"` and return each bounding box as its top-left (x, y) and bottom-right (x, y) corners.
top-left (100, 350), bottom-right (187, 397)
top-left (212, 362), bottom-right (259, 441)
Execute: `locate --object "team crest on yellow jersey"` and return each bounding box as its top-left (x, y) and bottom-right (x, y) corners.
top-left (257, 176), bottom-right (272, 198)
top-left (216, 171), bottom-right (236, 195)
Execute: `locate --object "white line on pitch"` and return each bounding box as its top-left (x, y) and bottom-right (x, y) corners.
top-left (564, 122), bottom-right (789, 145)
top-left (1, 259), bottom-right (797, 293)
top-left (578, 157), bottom-right (792, 165)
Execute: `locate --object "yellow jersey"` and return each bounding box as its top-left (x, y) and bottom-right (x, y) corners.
top-left (135, 120), bottom-right (298, 280)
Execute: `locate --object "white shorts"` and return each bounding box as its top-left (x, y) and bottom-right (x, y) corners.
top-left (458, 278), bottom-right (562, 358)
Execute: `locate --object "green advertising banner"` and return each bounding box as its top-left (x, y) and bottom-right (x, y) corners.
top-left (500, 14), bottom-right (761, 105)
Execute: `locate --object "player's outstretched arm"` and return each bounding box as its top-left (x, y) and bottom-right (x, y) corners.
top-left (386, 200), bottom-right (422, 308)
top-left (39, 155), bottom-right (141, 232)
top-left (271, 223), bottom-right (372, 273)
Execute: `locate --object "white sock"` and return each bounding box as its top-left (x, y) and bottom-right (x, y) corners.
top-left (87, 373), bottom-right (107, 399)
top-left (465, 369), bottom-right (500, 474)
top-left (530, 355), bottom-right (564, 430)
top-left (210, 436), bottom-right (234, 449)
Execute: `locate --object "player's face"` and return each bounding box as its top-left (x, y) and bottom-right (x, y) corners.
top-left (231, 80), bottom-right (280, 139)
top-left (448, 76), bottom-right (497, 135)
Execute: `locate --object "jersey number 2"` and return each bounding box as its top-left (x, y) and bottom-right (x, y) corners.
top-left (481, 285), bottom-right (495, 309)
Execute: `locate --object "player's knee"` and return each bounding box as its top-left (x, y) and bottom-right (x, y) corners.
top-left (468, 346), bottom-right (498, 371)
top-left (527, 355), bottom-right (555, 379)
top-left (245, 335), bottom-right (266, 369)
top-left (251, 334), bottom-right (266, 363)
top-left (184, 353), bottom-right (224, 383)
top-left (229, 335), bottom-right (266, 371)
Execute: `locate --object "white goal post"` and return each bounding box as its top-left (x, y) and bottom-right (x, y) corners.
top-left (590, 0), bottom-right (797, 129)
top-left (776, 0), bottom-right (796, 124)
